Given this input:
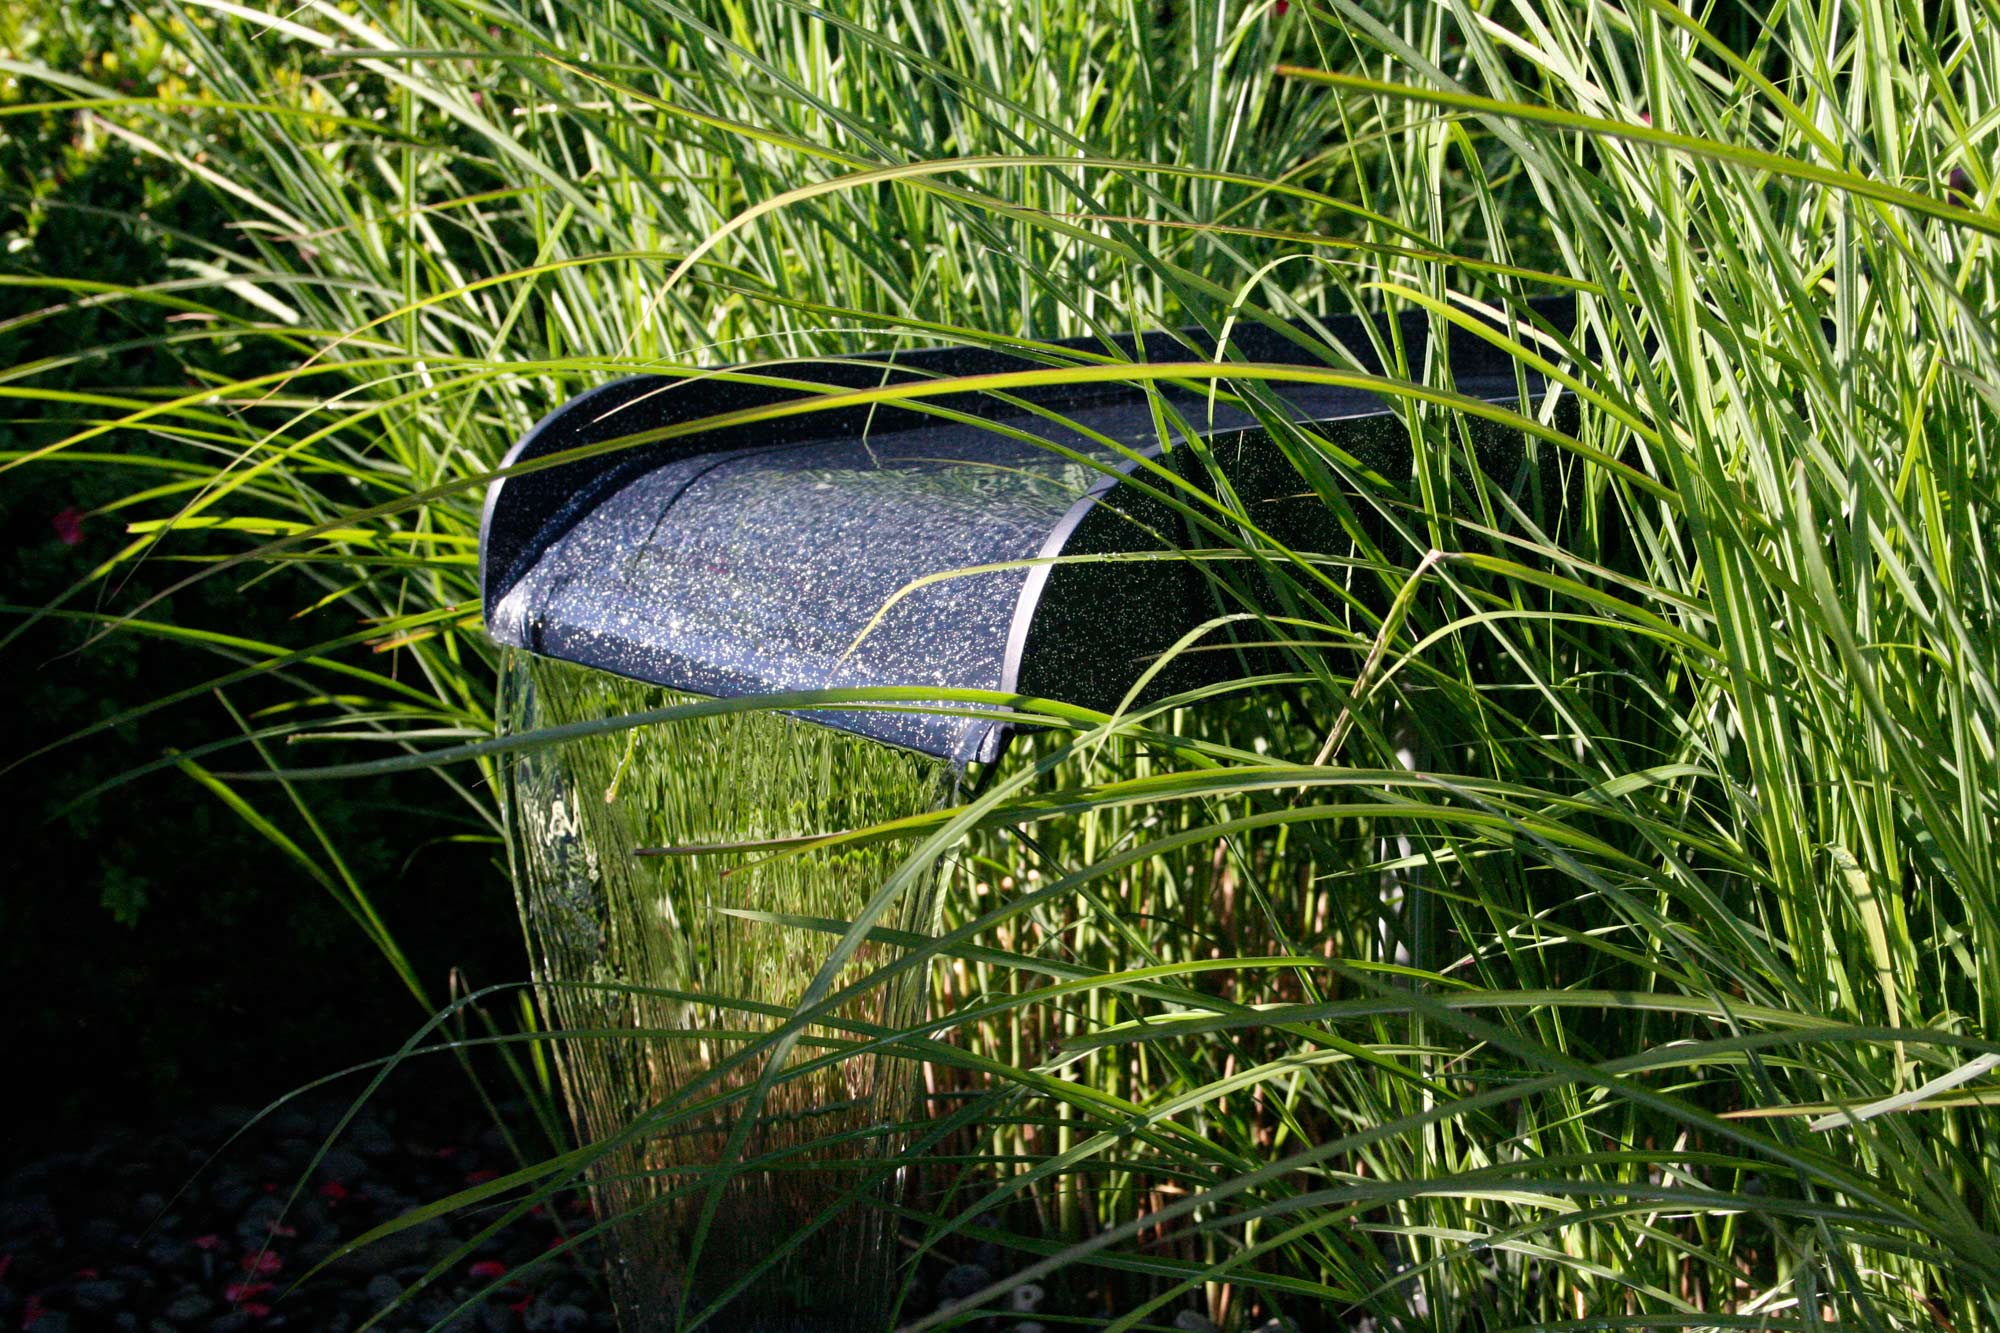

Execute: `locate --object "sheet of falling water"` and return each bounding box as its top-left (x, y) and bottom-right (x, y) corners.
top-left (503, 653), bottom-right (957, 1331)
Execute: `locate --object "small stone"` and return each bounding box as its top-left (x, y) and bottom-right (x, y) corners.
top-left (936, 1262), bottom-right (990, 1307)
top-left (1174, 1312), bottom-right (1219, 1333)
top-left (1009, 1324), bottom-right (1045, 1333)
top-left (80, 1217), bottom-right (126, 1249)
top-left (72, 1277), bottom-right (131, 1310)
top-left (1010, 1282), bottom-right (1045, 1313)
top-left (146, 1237), bottom-right (195, 1269)
top-left (163, 1290), bottom-right (217, 1322)
top-left (522, 1303), bottom-right (589, 1333)
top-left (235, 1197), bottom-right (288, 1246)
top-left (209, 1179), bottom-right (254, 1215)
top-left (0, 1194), bottom-right (55, 1240)
top-left (366, 1274), bottom-right (403, 1308)
top-left (415, 1295), bottom-right (476, 1331)
top-left (134, 1192), bottom-right (168, 1221)
top-left (317, 1149), bottom-right (369, 1182)
top-left (32, 1314), bottom-right (73, 1333)
top-left (208, 1310), bottom-right (252, 1333)
top-left (478, 1302), bottom-right (523, 1333)
top-left (349, 1120), bottom-right (397, 1158)
top-left (271, 1111), bottom-right (316, 1140)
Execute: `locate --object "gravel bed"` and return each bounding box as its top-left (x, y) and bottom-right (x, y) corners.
top-left (0, 1095), bottom-right (1314, 1333)
top-left (0, 1094), bottom-right (616, 1333)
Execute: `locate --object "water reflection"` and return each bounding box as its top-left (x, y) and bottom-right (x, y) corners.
top-left (504, 654), bottom-right (954, 1331)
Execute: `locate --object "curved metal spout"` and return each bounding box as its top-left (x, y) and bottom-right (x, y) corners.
top-left (479, 304), bottom-right (1569, 763)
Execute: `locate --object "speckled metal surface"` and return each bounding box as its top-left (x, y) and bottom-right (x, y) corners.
top-left (480, 308), bottom-right (1568, 764)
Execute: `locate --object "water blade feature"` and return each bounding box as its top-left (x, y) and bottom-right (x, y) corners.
top-left (484, 306), bottom-right (1577, 1330)
top-left (503, 654), bottom-right (955, 1330)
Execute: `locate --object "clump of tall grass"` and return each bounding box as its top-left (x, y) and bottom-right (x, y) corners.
top-left (8, 0), bottom-right (2000, 1328)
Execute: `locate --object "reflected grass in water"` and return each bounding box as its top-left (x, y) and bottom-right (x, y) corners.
top-left (504, 656), bottom-right (954, 1330)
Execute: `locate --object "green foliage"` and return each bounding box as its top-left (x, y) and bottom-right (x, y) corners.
top-left (8, 0), bottom-right (2000, 1328)
top-left (0, 0), bottom-right (521, 1136)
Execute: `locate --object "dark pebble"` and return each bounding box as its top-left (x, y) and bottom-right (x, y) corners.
top-left (236, 1195), bottom-right (288, 1245)
top-left (523, 1302), bottom-right (590, 1333)
top-left (163, 1289), bottom-right (217, 1322)
top-left (330, 1217), bottom-right (447, 1273)
top-left (146, 1236), bottom-right (196, 1268)
top-left (479, 1302), bottom-right (523, 1333)
top-left (936, 1261), bottom-right (991, 1306)
top-left (32, 1314), bottom-right (73, 1333)
top-left (366, 1273), bottom-right (403, 1308)
top-left (209, 1179), bottom-right (254, 1215)
top-left (271, 1111), bottom-right (317, 1140)
top-left (80, 1216), bottom-right (127, 1249)
top-left (417, 1295), bottom-right (477, 1331)
top-left (348, 1119), bottom-right (397, 1158)
top-left (318, 1148), bottom-right (370, 1182)
top-left (73, 1277), bottom-right (132, 1310)
top-left (4, 1192), bottom-right (53, 1236)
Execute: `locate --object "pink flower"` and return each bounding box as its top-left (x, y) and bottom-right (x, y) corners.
top-left (468, 1259), bottom-right (508, 1281)
top-left (50, 507), bottom-right (83, 546)
top-left (225, 1281), bottom-right (275, 1303)
top-left (22, 1293), bottom-right (47, 1329)
top-left (317, 1180), bottom-right (350, 1203)
top-left (239, 1251), bottom-right (283, 1275)
top-left (191, 1235), bottom-right (223, 1251)
top-left (464, 1169), bottom-right (499, 1186)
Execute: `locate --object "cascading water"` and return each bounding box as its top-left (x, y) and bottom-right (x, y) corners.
top-left (503, 654), bottom-right (955, 1330)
